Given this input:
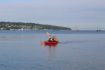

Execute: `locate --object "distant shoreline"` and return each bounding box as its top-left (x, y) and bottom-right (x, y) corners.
top-left (0, 22), bottom-right (71, 31)
top-left (0, 30), bottom-right (105, 33)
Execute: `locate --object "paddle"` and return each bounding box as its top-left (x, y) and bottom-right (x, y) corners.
top-left (46, 32), bottom-right (52, 38)
top-left (46, 32), bottom-right (58, 42)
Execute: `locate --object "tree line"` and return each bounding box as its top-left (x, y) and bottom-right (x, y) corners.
top-left (0, 22), bottom-right (71, 30)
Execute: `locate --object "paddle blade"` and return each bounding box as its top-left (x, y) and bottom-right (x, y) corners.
top-left (46, 32), bottom-right (51, 38)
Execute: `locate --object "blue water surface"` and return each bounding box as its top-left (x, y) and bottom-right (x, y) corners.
top-left (0, 30), bottom-right (105, 70)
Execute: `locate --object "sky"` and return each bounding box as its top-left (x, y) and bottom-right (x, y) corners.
top-left (0, 0), bottom-right (105, 30)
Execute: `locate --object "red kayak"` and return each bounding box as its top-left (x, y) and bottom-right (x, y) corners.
top-left (41, 41), bottom-right (58, 46)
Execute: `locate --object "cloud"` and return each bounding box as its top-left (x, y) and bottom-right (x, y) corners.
top-left (0, 0), bottom-right (105, 29)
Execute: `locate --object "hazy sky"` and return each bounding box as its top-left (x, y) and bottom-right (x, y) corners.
top-left (0, 0), bottom-right (105, 30)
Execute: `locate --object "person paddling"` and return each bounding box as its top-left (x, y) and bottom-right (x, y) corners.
top-left (46, 32), bottom-right (58, 42)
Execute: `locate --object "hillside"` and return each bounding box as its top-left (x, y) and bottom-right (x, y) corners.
top-left (0, 22), bottom-right (71, 31)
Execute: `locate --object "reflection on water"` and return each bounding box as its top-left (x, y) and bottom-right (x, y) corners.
top-left (41, 42), bottom-right (58, 58)
top-left (47, 46), bottom-right (56, 59)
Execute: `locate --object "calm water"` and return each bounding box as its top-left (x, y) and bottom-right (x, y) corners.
top-left (0, 30), bottom-right (105, 70)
